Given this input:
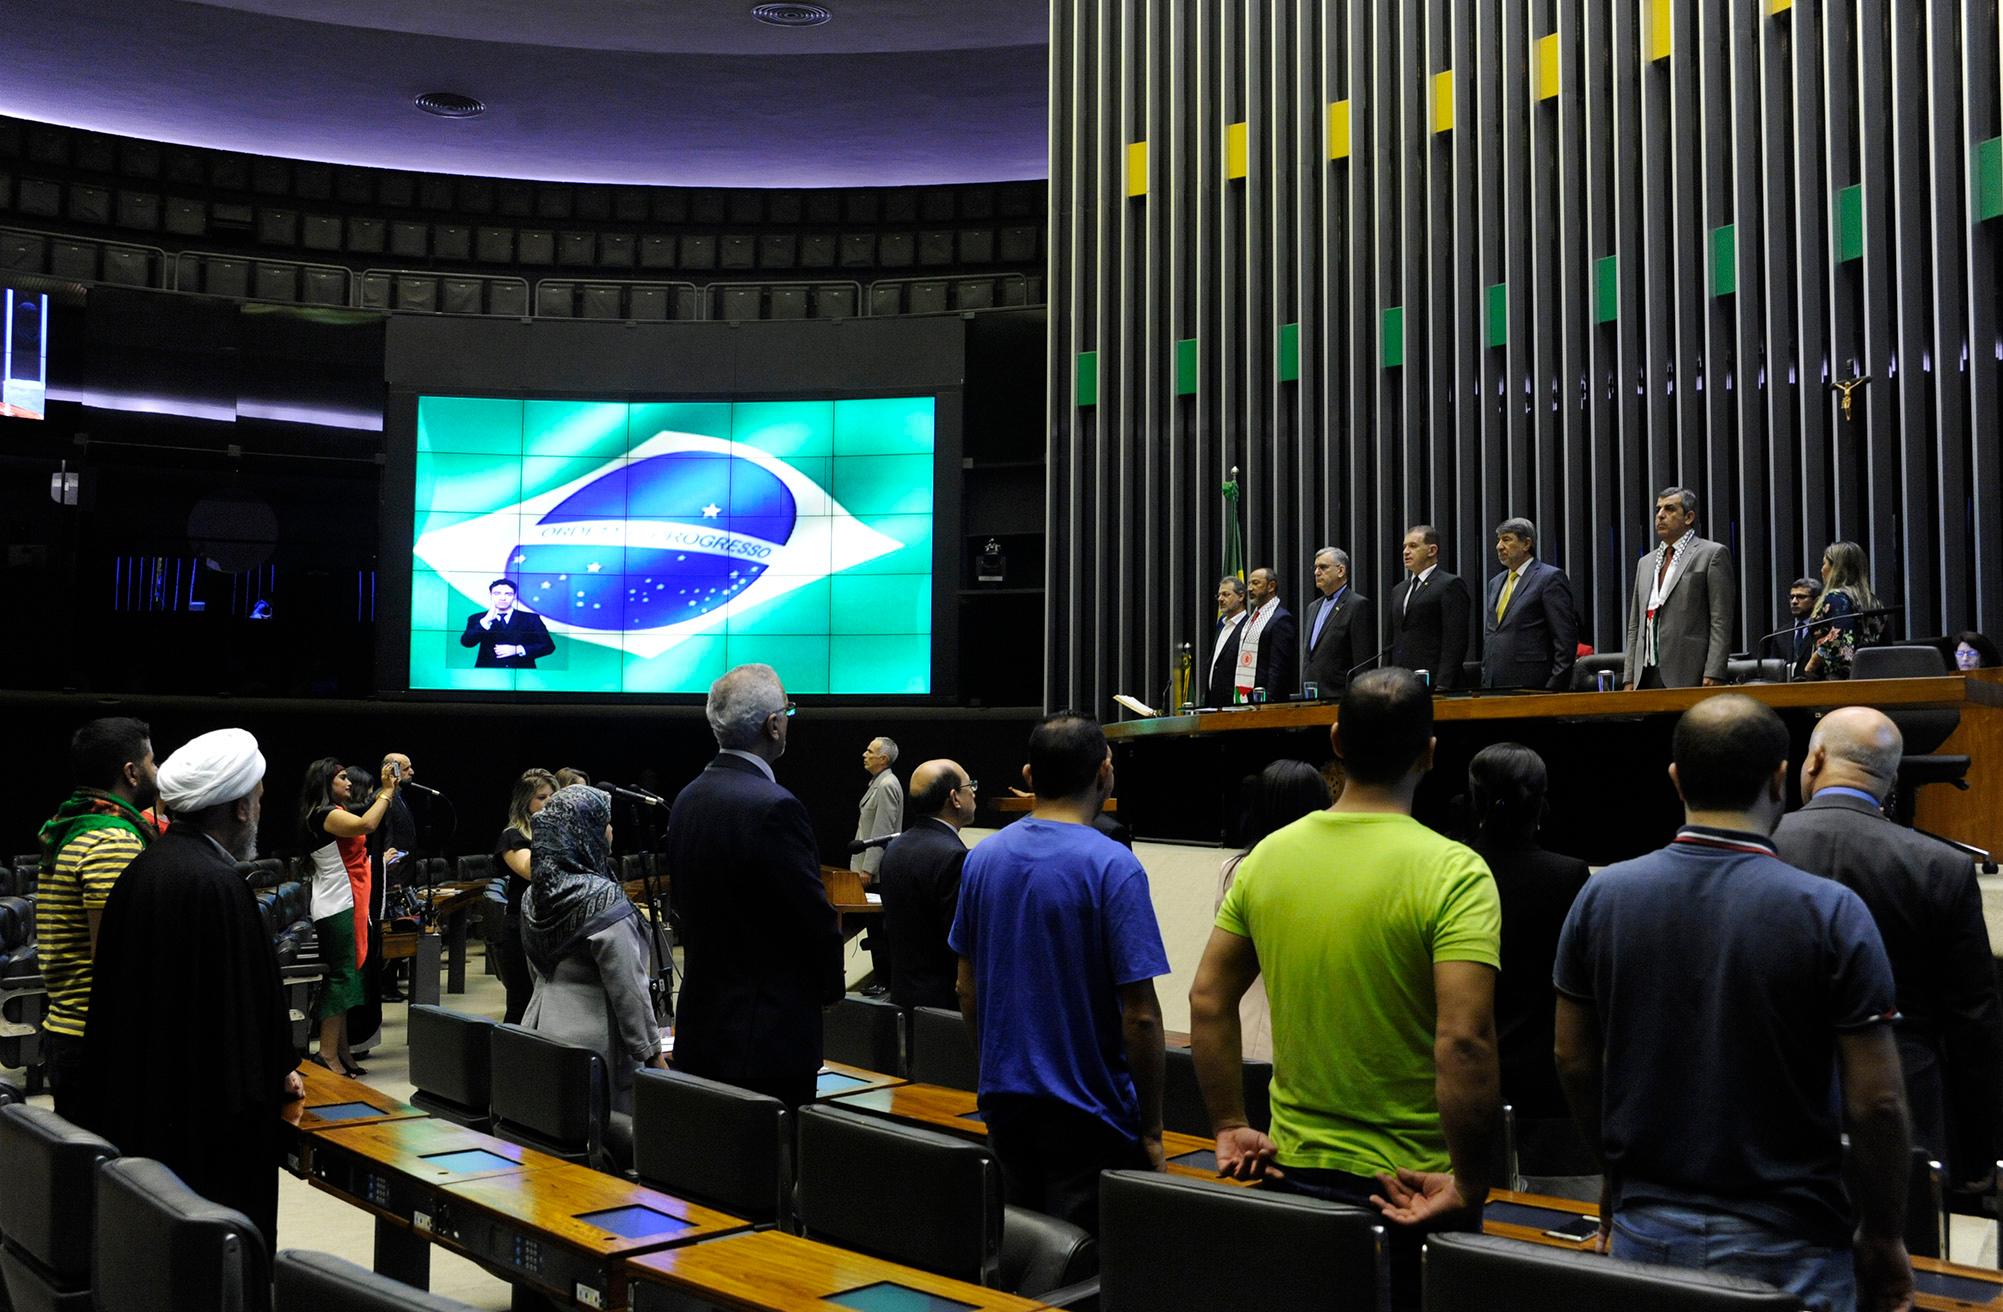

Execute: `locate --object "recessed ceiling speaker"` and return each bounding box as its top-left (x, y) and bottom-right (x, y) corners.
top-left (751, 3), bottom-right (832, 27)
top-left (414, 92), bottom-right (486, 119)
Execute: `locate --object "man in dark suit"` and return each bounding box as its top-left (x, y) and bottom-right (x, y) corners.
top-left (666, 662), bottom-right (844, 1107)
top-left (877, 758), bottom-right (975, 1011)
top-left (1204, 576), bottom-right (1250, 707)
top-left (1388, 525), bottom-right (1472, 690)
top-left (1774, 707), bottom-right (2003, 1186)
top-left (459, 578), bottom-right (555, 669)
top-left (1300, 547), bottom-right (1372, 696)
top-left (1480, 519), bottom-right (1578, 690)
top-left (1786, 576), bottom-right (1824, 677)
top-left (1231, 566), bottom-right (1298, 701)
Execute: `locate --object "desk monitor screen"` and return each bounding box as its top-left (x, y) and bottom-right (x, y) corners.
top-left (1169, 1148), bottom-right (1218, 1171)
top-left (1483, 1201), bottom-right (1577, 1231)
top-left (575, 1204), bottom-right (692, 1242)
top-left (815, 1071), bottom-right (868, 1095)
top-left (406, 395), bottom-right (937, 695)
top-left (824, 1281), bottom-right (979, 1312)
top-left (1913, 1269), bottom-right (2001, 1304)
top-left (307, 1102), bottom-right (383, 1122)
top-left (420, 1149), bottom-right (520, 1174)
top-left (955, 1109), bottom-right (987, 1124)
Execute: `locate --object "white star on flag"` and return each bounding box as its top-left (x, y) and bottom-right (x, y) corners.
top-left (586, 562), bottom-right (601, 573)
top-left (701, 503), bottom-right (722, 519)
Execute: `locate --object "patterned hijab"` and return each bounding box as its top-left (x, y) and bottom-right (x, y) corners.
top-left (521, 785), bottom-right (631, 976)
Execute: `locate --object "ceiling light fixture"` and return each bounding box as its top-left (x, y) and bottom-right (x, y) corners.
top-left (414, 92), bottom-right (486, 119)
top-left (751, 3), bottom-right (832, 27)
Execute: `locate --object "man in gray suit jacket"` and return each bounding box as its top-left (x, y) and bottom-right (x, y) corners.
top-left (1481, 518), bottom-right (1578, 690)
top-left (1621, 487), bottom-right (1737, 689)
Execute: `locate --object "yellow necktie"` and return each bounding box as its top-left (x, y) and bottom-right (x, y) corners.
top-left (1495, 569), bottom-right (1518, 621)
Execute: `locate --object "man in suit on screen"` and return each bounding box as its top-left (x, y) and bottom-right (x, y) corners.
top-left (459, 578), bottom-right (555, 669)
top-left (1388, 525), bottom-right (1472, 690)
top-left (1621, 487), bottom-right (1737, 690)
top-left (1480, 519), bottom-right (1578, 691)
top-left (1300, 547), bottom-right (1372, 695)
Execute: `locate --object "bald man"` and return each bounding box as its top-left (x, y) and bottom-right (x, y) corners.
top-left (1775, 707), bottom-right (2003, 1186)
top-left (875, 760), bottom-right (976, 1010)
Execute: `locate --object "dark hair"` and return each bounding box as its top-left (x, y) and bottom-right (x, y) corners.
top-left (1672, 695), bottom-right (1789, 810)
top-left (1335, 669), bottom-right (1434, 785)
top-left (70, 717), bottom-right (151, 791)
top-left (554, 766), bottom-right (591, 788)
top-left (489, 578), bottom-right (519, 592)
top-left (298, 756), bottom-right (346, 840)
top-left (1790, 576), bottom-right (1823, 597)
top-left (1467, 742), bottom-right (1549, 845)
top-left (1028, 712), bottom-right (1109, 800)
top-left (1239, 760), bottom-right (1332, 851)
top-left (1409, 524), bottom-right (1441, 550)
top-left (909, 768), bottom-right (965, 818)
top-left (1952, 631), bottom-right (2001, 669)
top-left (342, 766), bottom-right (376, 813)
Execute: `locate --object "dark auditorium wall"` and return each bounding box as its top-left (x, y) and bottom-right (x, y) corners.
top-left (1045, 0), bottom-right (2003, 712)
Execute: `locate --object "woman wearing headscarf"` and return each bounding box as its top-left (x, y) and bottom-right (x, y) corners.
top-left (522, 784), bottom-right (664, 1113)
top-left (300, 755), bottom-right (399, 1076)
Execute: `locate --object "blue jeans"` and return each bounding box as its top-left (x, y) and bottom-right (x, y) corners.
top-left (1611, 1201), bottom-right (1855, 1312)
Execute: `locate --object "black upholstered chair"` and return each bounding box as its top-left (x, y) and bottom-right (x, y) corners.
top-left (487, 1023), bottom-right (623, 1174)
top-left (0, 1078), bottom-right (22, 1106)
top-left (1569, 652), bottom-right (1627, 692)
top-left (407, 1005), bottom-right (495, 1130)
top-left (1161, 1046), bottom-right (1271, 1137)
top-left (908, 1005), bottom-right (979, 1091)
top-left (1851, 645), bottom-right (1972, 824)
top-left (0, 1104), bottom-right (117, 1311)
top-left (631, 1069), bottom-right (793, 1228)
top-left (1422, 1232), bottom-right (1801, 1310)
top-left (273, 1250), bottom-right (481, 1312)
top-left (792, 1104), bottom-right (1095, 1297)
top-left (822, 993), bottom-right (907, 1075)
top-left (1725, 657), bottom-right (1790, 684)
top-left (1089, 1169), bottom-right (1386, 1312)
top-left (94, 1157), bottom-right (271, 1312)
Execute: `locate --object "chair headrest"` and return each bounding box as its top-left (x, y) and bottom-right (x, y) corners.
top-left (274, 1249), bottom-right (484, 1312)
top-left (631, 1067), bottom-right (792, 1221)
top-left (1423, 1232), bottom-right (1803, 1309)
top-left (488, 1023), bottom-right (605, 1148)
top-left (94, 1156), bottom-right (268, 1312)
top-left (409, 1005), bottom-right (495, 1110)
top-left (793, 1104), bottom-right (999, 1282)
top-left (0, 1104), bottom-right (118, 1276)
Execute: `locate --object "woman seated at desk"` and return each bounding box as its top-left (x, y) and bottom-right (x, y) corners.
top-left (522, 784), bottom-right (666, 1113)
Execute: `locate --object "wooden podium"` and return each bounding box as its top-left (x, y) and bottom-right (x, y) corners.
top-left (1103, 671), bottom-right (2003, 860)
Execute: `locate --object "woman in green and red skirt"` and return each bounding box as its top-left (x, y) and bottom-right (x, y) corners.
top-left (299, 756), bottom-right (399, 1076)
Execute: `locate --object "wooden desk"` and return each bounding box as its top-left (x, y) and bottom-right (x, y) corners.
top-left (834, 1081), bottom-right (1246, 1186)
top-left (290, 1059), bottom-right (428, 1137)
top-left (435, 1164), bottom-right (748, 1310)
top-left (626, 1229), bottom-right (1048, 1312)
top-left (1103, 671), bottom-right (2003, 855)
top-left (1483, 1189), bottom-right (2003, 1310)
top-left (821, 866), bottom-right (882, 939)
top-left (379, 929), bottom-right (443, 1006)
top-left (816, 1061), bottom-right (907, 1101)
top-left (301, 1117), bottom-right (546, 1289)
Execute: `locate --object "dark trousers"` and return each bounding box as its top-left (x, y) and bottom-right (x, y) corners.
top-left (45, 1029), bottom-right (88, 1123)
top-left (1270, 1166), bottom-right (1483, 1312)
top-left (1637, 665), bottom-right (1666, 689)
top-left (983, 1095), bottom-right (1152, 1235)
top-left (494, 915), bottom-right (534, 1025)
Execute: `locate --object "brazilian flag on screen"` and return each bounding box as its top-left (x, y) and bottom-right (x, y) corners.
top-left (408, 396), bottom-right (936, 695)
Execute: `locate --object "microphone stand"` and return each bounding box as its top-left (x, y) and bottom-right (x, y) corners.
top-left (1746, 604), bottom-right (1906, 678)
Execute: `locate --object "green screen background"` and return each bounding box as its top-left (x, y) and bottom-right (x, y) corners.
top-left (408, 396), bottom-right (935, 694)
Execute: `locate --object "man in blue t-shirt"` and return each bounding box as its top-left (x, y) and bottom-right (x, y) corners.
top-left (1554, 695), bottom-right (1912, 1312)
top-left (949, 712), bottom-right (1170, 1232)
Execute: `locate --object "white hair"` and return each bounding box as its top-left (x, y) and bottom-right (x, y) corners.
top-left (706, 663), bottom-right (787, 750)
top-left (873, 736), bottom-right (900, 765)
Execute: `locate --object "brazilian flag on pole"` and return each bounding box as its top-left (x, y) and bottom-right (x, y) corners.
top-left (1221, 466), bottom-right (1245, 585)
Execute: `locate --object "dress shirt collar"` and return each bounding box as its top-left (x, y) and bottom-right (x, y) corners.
top-left (1413, 564), bottom-right (1437, 585)
top-left (1671, 824), bottom-right (1777, 858)
top-left (719, 748), bottom-right (776, 782)
top-left (1809, 785), bottom-right (1886, 810)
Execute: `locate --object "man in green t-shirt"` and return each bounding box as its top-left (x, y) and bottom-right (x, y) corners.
top-left (1190, 668), bottom-right (1501, 1311)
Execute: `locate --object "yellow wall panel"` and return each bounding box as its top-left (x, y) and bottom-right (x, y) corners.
top-left (1535, 33), bottom-right (1561, 101)
top-left (1225, 121), bottom-right (1248, 179)
top-left (1328, 100), bottom-right (1351, 160)
top-left (1431, 70), bottom-right (1454, 134)
top-left (1647, 0), bottom-right (1673, 59)
top-left (1126, 141), bottom-right (1148, 197)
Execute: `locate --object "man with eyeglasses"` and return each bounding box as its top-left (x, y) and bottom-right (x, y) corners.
top-left (666, 663), bottom-right (843, 1107)
top-left (875, 761), bottom-right (978, 1011)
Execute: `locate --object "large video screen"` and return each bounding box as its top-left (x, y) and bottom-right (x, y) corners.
top-left (2, 287), bottom-right (49, 421)
top-left (408, 396), bottom-right (935, 694)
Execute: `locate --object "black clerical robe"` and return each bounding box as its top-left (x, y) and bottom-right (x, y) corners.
top-left (80, 826), bottom-right (297, 1250)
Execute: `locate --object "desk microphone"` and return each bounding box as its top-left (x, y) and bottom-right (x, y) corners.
top-left (398, 779), bottom-right (441, 796)
top-left (1747, 604), bottom-right (1906, 650)
top-left (847, 833), bottom-right (901, 854)
top-left (1346, 643), bottom-right (1396, 680)
top-left (606, 782), bottom-right (667, 808)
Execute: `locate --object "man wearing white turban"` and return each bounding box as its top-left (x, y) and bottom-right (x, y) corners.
top-left (79, 727), bottom-right (303, 1261)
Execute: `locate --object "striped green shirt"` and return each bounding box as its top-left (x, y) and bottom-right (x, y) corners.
top-left (39, 826), bottom-right (146, 1038)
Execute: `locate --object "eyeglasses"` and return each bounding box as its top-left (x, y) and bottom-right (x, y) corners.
top-left (955, 778), bottom-right (979, 794)
top-left (776, 700), bottom-right (797, 718)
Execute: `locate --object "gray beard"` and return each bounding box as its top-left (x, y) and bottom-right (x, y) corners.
top-left (225, 821), bottom-right (259, 862)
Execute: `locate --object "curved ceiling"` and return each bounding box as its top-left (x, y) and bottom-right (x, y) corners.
top-left (1, 0), bottom-right (1050, 188)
